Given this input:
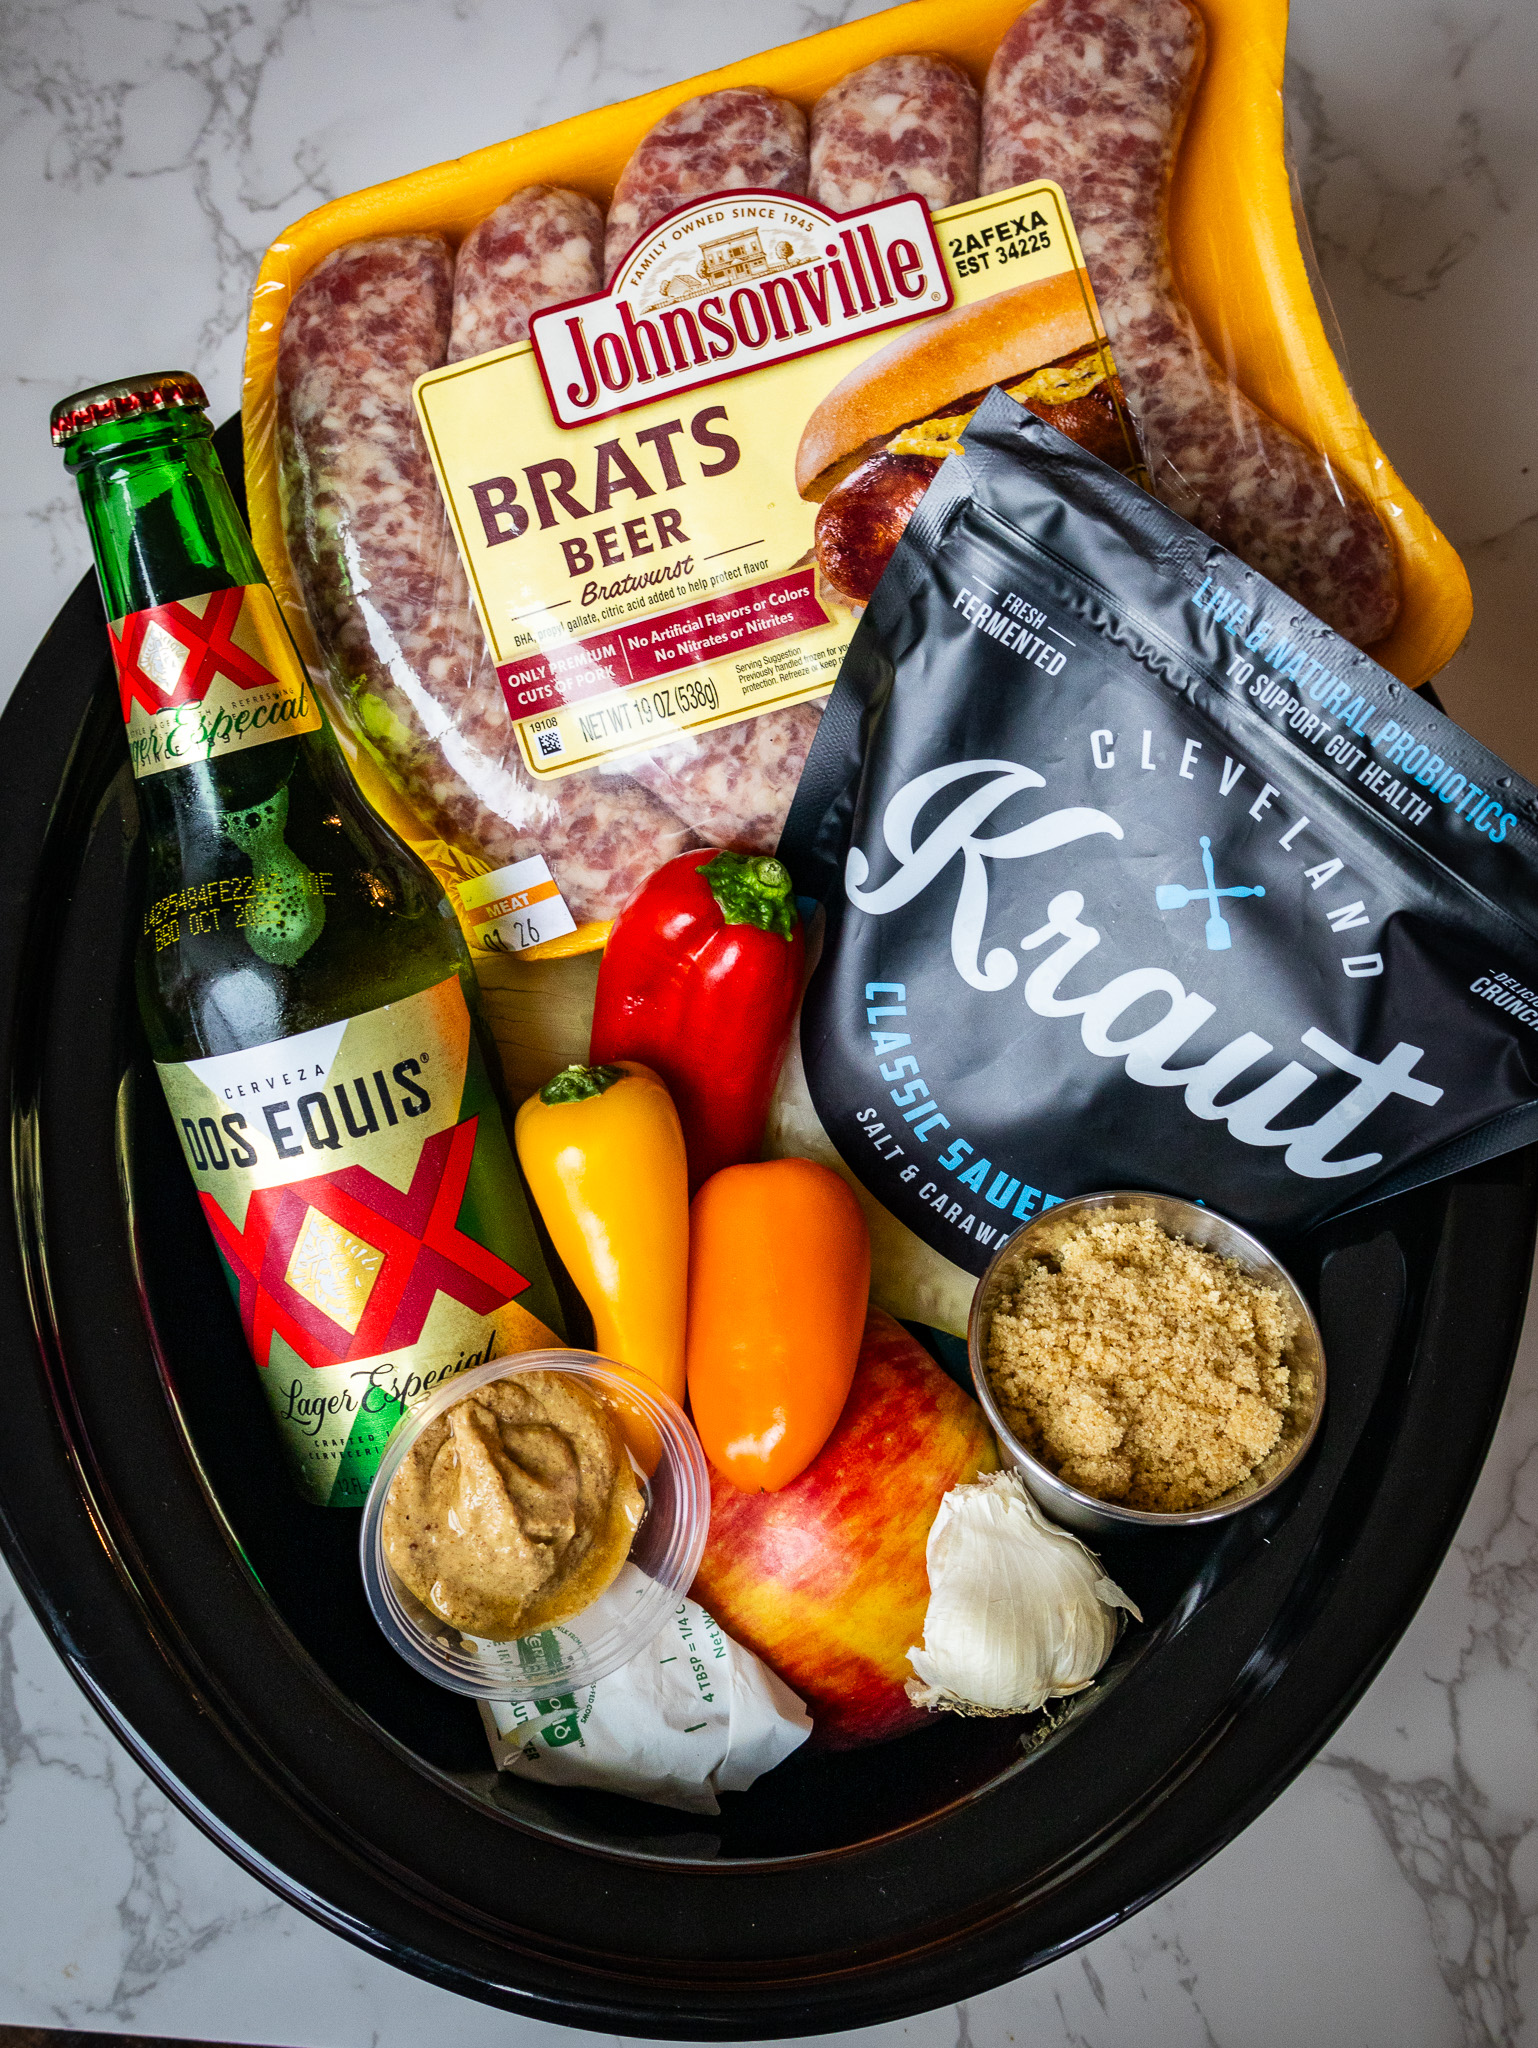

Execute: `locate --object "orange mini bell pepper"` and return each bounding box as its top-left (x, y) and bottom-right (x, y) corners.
top-left (514, 1062), bottom-right (689, 1412)
top-left (686, 1157), bottom-right (871, 1492)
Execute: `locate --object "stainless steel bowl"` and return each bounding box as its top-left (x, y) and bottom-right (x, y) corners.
top-left (967, 1190), bottom-right (1326, 1537)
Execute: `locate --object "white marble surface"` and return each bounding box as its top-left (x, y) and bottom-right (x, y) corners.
top-left (3, 0), bottom-right (1537, 2043)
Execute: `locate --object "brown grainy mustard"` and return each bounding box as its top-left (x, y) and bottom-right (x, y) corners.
top-left (984, 1214), bottom-right (1294, 1512)
top-left (382, 1370), bottom-right (644, 1639)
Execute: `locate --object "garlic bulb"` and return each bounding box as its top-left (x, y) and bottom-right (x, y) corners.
top-left (906, 1469), bottom-right (1140, 1717)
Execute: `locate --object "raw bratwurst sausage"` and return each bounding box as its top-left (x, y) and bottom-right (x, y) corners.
top-left (981, 0), bottom-right (1399, 646)
top-left (278, 233), bottom-right (488, 833)
top-left (604, 87), bottom-right (809, 281)
top-left (809, 53), bottom-right (980, 214)
top-left (622, 703), bottom-right (825, 855)
top-left (603, 90), bottom-right (824, 854)
top-left (450, 185), bottom-right (604, 360)
top-left (446, 189), bottom-right (702, 918)
top-left (278, 223), bottom-right (697, 926)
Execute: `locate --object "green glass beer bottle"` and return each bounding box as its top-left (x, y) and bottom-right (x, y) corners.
top-left (53, 371), bottom-right (564, 1507)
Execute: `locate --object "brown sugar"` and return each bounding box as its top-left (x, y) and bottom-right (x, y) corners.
top-left (983, 1212), bottom-right (1294, 1512)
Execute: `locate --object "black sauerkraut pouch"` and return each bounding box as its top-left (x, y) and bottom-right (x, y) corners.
top-left (780, 390), bottom-right (1538, 1266)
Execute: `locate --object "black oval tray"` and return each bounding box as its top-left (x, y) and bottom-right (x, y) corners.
top-left (0, 420), bottom-right (1531, 2038)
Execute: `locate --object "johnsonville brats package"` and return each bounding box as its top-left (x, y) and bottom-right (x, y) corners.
top-left (242, 0), bottom-right (1469, 965)
top-left (410, 181), bottom-right (1133, 826)
top-left (776, 394), bottom-right (1538, 1314)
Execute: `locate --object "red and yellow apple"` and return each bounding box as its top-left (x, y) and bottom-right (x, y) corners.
top-left (691, 1305), bottom-right (997, 1748)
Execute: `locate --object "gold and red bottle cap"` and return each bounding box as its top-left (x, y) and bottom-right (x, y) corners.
top-left (50, 371), bottom-right (209, 447)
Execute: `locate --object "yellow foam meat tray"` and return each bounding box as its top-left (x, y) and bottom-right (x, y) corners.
top-left (242, 0), bottom-right (1470, 928)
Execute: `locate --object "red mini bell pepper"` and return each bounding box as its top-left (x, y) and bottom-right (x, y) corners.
top-left (590, 850), bottom-right (805, 1191)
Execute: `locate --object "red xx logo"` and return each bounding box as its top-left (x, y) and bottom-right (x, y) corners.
top-left (201, 1117), bottom-right (529, 1372)
top-left (109, 589), bottom-right (276, 722)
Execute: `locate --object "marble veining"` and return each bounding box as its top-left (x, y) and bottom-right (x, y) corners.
top-left (0, 1602), bottom-right (283, 2028)
top-left (1280, 0), bottom-right (1538, 765)
top-left (1313, 1399), bottom-right (1538, 2045)
top-left (4, 0), bottom-right (1538, 2042)
top-left (1286, 35), bottom-right (1512, 308)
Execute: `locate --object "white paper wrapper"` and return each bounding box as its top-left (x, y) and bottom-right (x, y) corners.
top-left (480, 1566), bottom-right (812, 1814)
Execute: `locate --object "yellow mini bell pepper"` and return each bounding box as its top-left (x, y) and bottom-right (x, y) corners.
top-left (514, 1061), bottom-right (689, 1411)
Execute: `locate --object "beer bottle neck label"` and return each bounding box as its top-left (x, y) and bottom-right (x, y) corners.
top-left (108, 584), bottom-right (323, 778)
top-left (155, 974), bottom-right (563, 1506)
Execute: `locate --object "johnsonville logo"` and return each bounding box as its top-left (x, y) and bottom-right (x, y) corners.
top-left (530, 190), bottom-right (952, 430)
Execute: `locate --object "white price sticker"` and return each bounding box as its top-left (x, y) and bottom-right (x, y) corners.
top-left (457, 854), bottom-right (578, 954)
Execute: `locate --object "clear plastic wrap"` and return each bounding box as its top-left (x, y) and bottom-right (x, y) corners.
top-left (242, 0), bottom-right (1470, 964)
top-left (274, 209), bottom-right (703, 934)
top-left (980, 0), bottom-right (1397, 643)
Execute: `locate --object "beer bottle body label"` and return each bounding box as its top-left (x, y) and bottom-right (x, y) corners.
top-left (109, 584), bottom-right (323, 778)
top-left (156, 975), bottom-right (560, 1506)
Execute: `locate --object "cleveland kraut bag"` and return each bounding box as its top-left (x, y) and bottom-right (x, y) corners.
top-left (780, 391), bottom-right (1538, 1266)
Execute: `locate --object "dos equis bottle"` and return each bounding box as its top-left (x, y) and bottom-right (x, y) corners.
top-left (53, 372), bottom-right (563, 1506)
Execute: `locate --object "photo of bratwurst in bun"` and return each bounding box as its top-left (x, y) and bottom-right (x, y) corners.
top-left (795, 269), bottom-right (1142, 609)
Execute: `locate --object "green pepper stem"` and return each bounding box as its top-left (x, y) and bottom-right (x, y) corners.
top-left (703, 850), bottom-right (799, 940)
top-left (539, 1062), bottom-right (626, 1105)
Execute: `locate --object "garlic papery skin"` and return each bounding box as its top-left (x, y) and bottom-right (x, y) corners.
top-left (905, 1469), bottom-right (1140, 1717)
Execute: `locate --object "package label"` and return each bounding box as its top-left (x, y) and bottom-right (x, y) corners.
top-left (505, 568), bottom-right (834, 774)
top-left (455, 854), bottom-right (578, 953)
top-left (529, 190), bottom-right (950, 428)
top-left (415, 181), bottom-right (1133, 783)
top-left (156, 975), bottom-right (560, 1505)
top-left (109, 583), bottom-right (323, 778)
